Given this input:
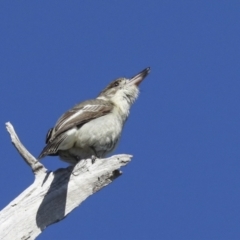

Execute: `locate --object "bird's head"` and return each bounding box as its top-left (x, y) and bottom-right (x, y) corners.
top-left (98, 67), bottom-right (150, 108)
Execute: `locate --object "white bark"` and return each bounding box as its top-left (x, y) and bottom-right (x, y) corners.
top-left (0, 122), bottom-right (132, 240)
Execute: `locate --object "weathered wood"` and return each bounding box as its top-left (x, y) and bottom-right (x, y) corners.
top-left (0, 122), bottom-right (132, 240)
top-left (5, 122), bottom-right (46, 174)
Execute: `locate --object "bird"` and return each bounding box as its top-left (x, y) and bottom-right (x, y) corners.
top-left (38, 67), bottom-right (150, 165)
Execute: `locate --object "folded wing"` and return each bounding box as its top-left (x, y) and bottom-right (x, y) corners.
top-left (38, 99), bottom-right (113, 159)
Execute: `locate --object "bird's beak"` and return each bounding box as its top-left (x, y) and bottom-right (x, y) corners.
top-left (128, 67), bottom-right (150, 86)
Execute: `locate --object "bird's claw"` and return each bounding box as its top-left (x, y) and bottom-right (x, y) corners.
top-left (91, 155), bottom-right (97, 164)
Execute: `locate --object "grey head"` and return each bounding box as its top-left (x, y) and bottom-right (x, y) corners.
top-left (98, 67), bottom-right (150, 104)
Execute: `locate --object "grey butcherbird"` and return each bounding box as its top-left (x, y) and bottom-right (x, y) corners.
top-left (38, 67), bottom-right (150, 165)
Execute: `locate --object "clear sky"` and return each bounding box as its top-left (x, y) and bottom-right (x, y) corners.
top-left (0, 1), bottom-right (240, 240)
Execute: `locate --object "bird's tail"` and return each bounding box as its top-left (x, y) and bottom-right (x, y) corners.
top-left (38, 134), bottom-right (67, 160)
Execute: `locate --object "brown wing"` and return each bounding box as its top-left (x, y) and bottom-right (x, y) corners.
top-left (38, 99), bottom-right (113, 159)
top-left (52, 99), bottom-right (113, 139)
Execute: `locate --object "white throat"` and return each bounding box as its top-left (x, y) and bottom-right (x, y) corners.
top-left (98, 86), bottom-right (139, 122)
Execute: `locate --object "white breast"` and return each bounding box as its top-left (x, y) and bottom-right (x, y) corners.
top-left (75, 113), bottom-right (122, 149)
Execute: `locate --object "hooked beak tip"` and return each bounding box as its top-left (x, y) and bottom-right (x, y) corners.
top-left (129, 67), bottom-right (150, 86)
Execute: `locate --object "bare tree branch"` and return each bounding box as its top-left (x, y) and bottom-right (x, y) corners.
top-left (5, 122), bottom-right (47, 175)
top-left (0, 123), bottom-right (132, 240)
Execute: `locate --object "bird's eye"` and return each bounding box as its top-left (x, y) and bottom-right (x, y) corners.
top-left (114, 82), bottom-right (119, 87)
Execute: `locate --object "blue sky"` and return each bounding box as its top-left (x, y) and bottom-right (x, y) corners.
top-left (0, 1), bottom-right (240, 239)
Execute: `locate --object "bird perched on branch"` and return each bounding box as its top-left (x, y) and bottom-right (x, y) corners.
top-left (38, 67), bottom-right (150, 165)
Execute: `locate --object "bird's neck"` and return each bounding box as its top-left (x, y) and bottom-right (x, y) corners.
top-left (112, 93), bottom-right (131, 122)
top-left (97, 93), bottom-right (131, 122)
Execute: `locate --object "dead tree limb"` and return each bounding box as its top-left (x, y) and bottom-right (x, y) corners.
top-left (0, 122), bottom-right (132, 240)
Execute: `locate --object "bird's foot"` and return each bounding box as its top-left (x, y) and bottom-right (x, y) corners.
top-left (91, 155), bottom-right (97, 164)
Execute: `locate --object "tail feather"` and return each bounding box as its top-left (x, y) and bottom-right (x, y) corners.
top-left (38, 134), bottom-right (67, 160)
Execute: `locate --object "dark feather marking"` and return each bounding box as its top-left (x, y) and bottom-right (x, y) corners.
top-left (38, 134), bottom-right (67, 159)
top-left (45, 128), bottom-right (53, 144)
